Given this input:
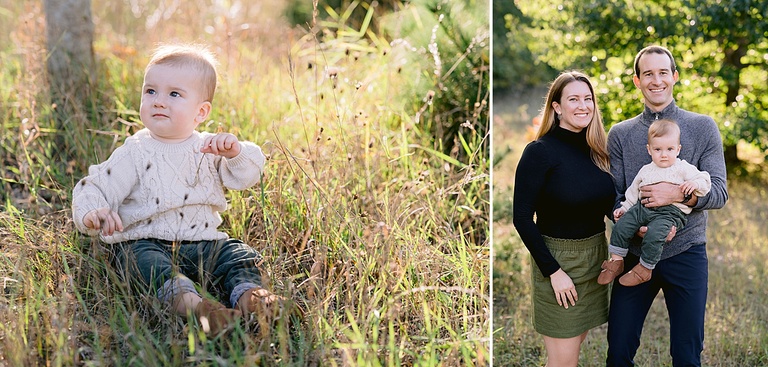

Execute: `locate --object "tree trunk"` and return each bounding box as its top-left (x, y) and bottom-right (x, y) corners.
top-left (721, 42), bottom-right (747, 168)
top-left (723, 143), bottom-right (740, 168)
top-left (43, 0), bottom-right (95, 154)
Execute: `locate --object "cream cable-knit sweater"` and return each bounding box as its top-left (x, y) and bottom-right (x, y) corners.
top-left (619, 158), bottom-right (711, 215)
top-left (72, 129), bottom-right (265, 244)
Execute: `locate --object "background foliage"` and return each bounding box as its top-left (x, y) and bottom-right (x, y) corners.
top-left (495, 0), bottom-right (768, 166)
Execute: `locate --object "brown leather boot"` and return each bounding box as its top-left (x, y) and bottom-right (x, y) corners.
top-left (597, 258), bottom-right (624, 285)
top-left (194, 298), bottom-right (241, 336)
top-left (619, 263), bottom-right (652, 287)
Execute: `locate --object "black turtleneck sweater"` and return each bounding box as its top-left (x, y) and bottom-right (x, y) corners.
top-left (512, 124), bottom-right (616, 277)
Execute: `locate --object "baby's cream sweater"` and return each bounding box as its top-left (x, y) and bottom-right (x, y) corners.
top-left (620, 158), bottom-right (711, 215)
top-left (72, 129), bottom-right (265, 244)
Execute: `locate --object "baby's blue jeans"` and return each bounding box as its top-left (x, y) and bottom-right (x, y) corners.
top-left (114, 238), bottom-right (263, 308)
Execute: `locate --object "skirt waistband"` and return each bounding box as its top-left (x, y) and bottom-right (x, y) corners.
top-left (541, 232), bottom-right (606, 251)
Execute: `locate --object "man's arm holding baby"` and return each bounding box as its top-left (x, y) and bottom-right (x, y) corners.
top-left (639, 181), bottom-right (697, 207)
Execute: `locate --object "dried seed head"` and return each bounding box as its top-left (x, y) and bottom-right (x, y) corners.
top-left (326, 66), bottom-right (340, 79)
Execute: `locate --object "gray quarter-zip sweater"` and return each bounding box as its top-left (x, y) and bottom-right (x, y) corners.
top-left (607, 100), bottom-right (729, 260)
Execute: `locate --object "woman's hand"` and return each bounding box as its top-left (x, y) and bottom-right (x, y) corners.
top-left (550, 268), bottom-right (578, 309)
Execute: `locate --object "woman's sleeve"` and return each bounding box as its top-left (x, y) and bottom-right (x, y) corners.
top-left (512, 141), bottom-right (560, 277)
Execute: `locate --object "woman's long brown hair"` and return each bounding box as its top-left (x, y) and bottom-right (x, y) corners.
top-left (536, 71), bottom-right (611, 173)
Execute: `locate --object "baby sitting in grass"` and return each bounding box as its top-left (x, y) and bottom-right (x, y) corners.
top-left (72, 43), bottom-right (279, 336)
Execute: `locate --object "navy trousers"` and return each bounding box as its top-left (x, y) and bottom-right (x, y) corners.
top-left (606, 245), bottom-right (708, 367)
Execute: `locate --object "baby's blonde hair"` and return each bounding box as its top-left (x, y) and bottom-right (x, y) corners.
top-left (648, 118), bottom-right (680, 143)
top-left (146, 43), bottom-right (218, 102)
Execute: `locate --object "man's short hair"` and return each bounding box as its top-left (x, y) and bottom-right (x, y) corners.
top-left (634, 45), bottom-right (677, 76)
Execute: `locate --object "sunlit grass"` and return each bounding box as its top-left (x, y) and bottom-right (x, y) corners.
top-left (0, 1), bottom-right (488, 365)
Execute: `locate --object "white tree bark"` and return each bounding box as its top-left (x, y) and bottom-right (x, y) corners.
top-left (43, 0), bottom-right (95, 112)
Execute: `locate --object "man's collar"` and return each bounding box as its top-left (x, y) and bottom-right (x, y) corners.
top-left (642, 100), bottom-right (678, 122)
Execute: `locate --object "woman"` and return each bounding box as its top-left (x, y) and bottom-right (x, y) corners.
top-left (512, 71), bottom-right (615, 366)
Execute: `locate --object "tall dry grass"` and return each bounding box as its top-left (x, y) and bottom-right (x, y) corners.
top-left (0, 1), bottom-right (489, 365)
top-left (492, 91), bottom-right (768, 366)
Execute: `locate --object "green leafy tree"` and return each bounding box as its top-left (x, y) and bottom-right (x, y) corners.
top-left (492, 1), bottom-right (556, 91)
top-left (517, 0), bottom-right (768, 165)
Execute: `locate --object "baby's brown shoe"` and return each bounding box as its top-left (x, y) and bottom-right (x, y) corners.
top-left (237, 287), bottom-right (300, 336)
top-left (194, 298), bottom-right (242, 336)
top-left (238, 287), bottom-right (280, 329)
top-left (619, 263), bottom-right (652, 287)
top-left (597, 258), bottom-right (624, 285)
top-left (237, 287), bottom-right (281, 315)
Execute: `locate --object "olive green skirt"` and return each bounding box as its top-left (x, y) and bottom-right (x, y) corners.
top-left (531, 232), bottom-right (609, 338)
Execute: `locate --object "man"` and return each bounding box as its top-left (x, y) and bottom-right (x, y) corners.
top-left (605, 45), bottom-right (729, 366)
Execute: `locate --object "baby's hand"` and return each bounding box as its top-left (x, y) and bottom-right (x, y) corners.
top-left (613, 208), bottom-right (625, 220)
top-left (679, 181), bottom-right (697, 195)
top-left (83, 207), bottom-right (124, 236)
top-left (201, 133), bottom-right (241, 158)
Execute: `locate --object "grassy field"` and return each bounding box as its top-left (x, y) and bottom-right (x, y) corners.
top-left (492, 89), bottom-right (768, 366)
top-left (0, 1), bottom-right (489, 365)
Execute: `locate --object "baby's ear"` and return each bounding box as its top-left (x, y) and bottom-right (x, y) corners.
top-left (195, 101), bottom-right (212, 123)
